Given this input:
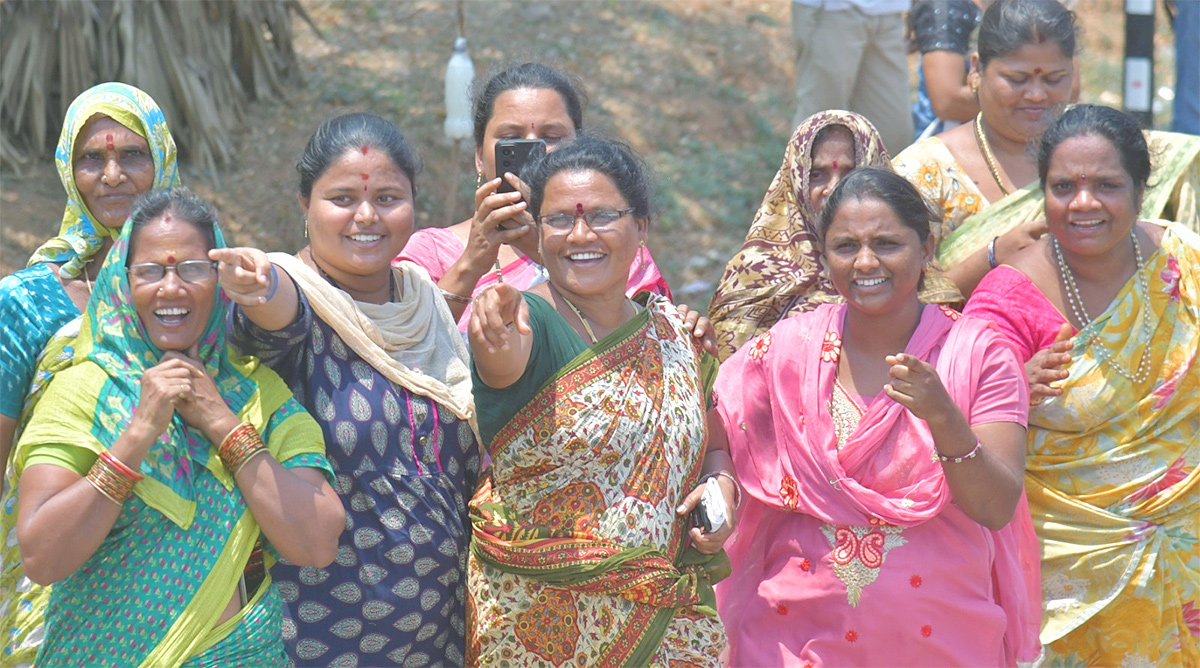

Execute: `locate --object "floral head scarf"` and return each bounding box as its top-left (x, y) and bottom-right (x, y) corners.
top-left (27, 82), bottom-right (179, 278)
top-left (708, 111), bottom-right (890, 359)
top-left (71, 204), bottom-right (256, 526)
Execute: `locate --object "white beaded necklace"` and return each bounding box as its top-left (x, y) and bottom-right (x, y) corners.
top-left (1051, 231), bottom-right (1154, 383)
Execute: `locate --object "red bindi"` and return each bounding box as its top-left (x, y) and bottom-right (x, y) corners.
top-left (361, 145), bottom-right (369, 155)
top-left (575, 203), bottom-right (584, 216)
top-left (1033, 67), bottom-right (1043, 76)
top-left (166, 254), bottom-right (176, 264)
top-left (831, 160), bottom-right (838, 170)
top-left (1079, 174), bottom-right (1087, 182)
top-left (106, 133), bottom-right (114, 151)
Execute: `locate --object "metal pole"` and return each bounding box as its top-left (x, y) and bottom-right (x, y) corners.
top-left (1125, 0), bottom-right (1156, 126)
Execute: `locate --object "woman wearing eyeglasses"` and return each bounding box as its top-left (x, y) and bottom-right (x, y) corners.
top-left (466, 136), bottom-right (734, 666)
top-left (11, 189), bottom-right (344, 666)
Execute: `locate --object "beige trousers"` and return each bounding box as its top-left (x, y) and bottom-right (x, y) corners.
top-left (791, 3), bottom-right (914, 156)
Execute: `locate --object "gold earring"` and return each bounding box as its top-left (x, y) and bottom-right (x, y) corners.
top-left (638, 240), bottom-right (647, 271)
top-left (970, 80), bottom-right (979, 96)
top-left (476, 172), bottom-right (484, 188)
top-left (303, 217), bottom-right (309, 239)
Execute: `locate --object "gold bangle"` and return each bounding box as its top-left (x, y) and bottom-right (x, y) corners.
top-left (232, 448), bottom-right (268, 477)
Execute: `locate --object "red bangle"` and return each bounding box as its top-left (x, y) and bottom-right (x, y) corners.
top-left (219, 422), bottom-right (267, 475)
top-left (98, 450), bottom-right (143, 482)
top-left (87, 451), bottom-right (141, 504)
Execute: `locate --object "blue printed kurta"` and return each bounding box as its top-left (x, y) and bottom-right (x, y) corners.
top-left (232, 292), bottom-right (480, 667)
top-left (0, 264), bottom-right (79, 418)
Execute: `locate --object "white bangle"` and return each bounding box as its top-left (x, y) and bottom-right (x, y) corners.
top-left (934, 438), bottom-right (983, 464)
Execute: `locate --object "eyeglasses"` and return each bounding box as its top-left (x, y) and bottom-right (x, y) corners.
top-left (538, 208), bottom-right (635, 232)
top-left (127, 260), bottom-right (217, 284)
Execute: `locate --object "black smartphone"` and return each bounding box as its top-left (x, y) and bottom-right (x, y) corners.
top-left (495, 138), bottom-right (547, 194)
top-left (691, 498), bottom-right (717, 534)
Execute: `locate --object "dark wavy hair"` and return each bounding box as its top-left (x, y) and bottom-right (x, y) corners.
top-left (1038, 104), bottom-right (1151, 196)
top-left (816, 168), bottom-right (936, 244)
top-left (472, 62), bottom-right (587, 147)
top-left (978, 0), bottom-right (1077, 69)
top-left (523, 134), bottom-right (653, 222)
top-left (127, 188), bottom-right (218, 260)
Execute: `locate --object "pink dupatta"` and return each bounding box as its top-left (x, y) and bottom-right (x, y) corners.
top-left (716, 303), bottom-right (1040, 666)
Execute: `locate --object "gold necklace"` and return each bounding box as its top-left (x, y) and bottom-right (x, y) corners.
top-left (974, 113), bottom-right (1011, 196)
top-left (560, 295), bottom-right (599, 344)
top-left (1052, 232), bottom-right (1154, 383)
top-left (555, 291), bottom-right (637, 345)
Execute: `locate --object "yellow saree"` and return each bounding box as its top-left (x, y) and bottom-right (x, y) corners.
top-left (1026, 223), bottom-right (1200, 665)
top-left (893, 131), bottom-right (1200, 301)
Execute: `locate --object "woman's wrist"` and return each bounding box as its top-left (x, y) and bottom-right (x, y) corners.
top-left (701, 470), bottom-right (742, 509)
top-left (204, 414), bottom-right (244, 448)
top-left (443, 257), bottom-right (490, 294)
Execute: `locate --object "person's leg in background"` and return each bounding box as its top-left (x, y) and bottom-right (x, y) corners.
top-left (792, 3), bottom-right (868, 131)
top-left (1173, 0), bottom-right (1198, 134)
top-left (850, 10), bottom-right (916, 155)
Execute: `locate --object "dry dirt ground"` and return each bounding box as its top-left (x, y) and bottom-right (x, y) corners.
top-left (0, 0), bottom-right (1180, 310)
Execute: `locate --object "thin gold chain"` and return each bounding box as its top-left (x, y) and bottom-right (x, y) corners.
top-left (559, 294), bottom-right (599, 344)
top-left (974, 113), bottom-right (1011, 196)
top-left (555, 290), bottom-right (639, 345)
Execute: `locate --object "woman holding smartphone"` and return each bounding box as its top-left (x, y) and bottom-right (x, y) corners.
top-left (398, 62), bottom-right (672, 331)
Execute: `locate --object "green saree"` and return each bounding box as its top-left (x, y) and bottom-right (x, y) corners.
top-left (2, 217), bottom-right (330, 667)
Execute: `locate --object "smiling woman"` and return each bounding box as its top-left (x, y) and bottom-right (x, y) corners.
top-left (224, 113), bottom-right (483, 666)
top-left (0, 82), bottom-right (180, 664)
top-left (398, 62), bottom-right (671, 332)
top-left (706, 110), bottom-right (896, 361)
top-left (964, 104), bottom-right (1200, 666)
top-left (8, 189), bottom-right (343, 666)
top-left (714, 168), bottom-right (1040, 667)
top-left (893, 0), bottom-right (1078, 299)
top-left (466, 136), bottom-right (735, 667)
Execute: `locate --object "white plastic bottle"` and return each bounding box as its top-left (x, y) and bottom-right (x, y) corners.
top-left (443, 36), bottom-right (474, 140)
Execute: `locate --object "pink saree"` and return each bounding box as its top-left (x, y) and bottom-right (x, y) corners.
top-left (715, 303), bottom-right (1041, 667)
top-left (398, 227), bottom-right (672, 331)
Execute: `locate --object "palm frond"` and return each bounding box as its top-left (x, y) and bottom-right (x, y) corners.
top-left (0, 0), bottom-right (308, 173)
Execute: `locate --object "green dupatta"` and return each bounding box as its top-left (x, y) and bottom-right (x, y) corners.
top-left (7, 214), bottom-right (326, 667)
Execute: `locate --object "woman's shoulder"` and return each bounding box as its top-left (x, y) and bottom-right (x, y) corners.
top-left (892, 136), bottom-right (953, 171)
top-left (0, 263), bottom-right (60, 299)
top-left (398, 226), bottom-right (464, 275)
top-left (407, 225), bottom-right (463, 247)
top-left (0, 264), bottom-right (74, 335)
